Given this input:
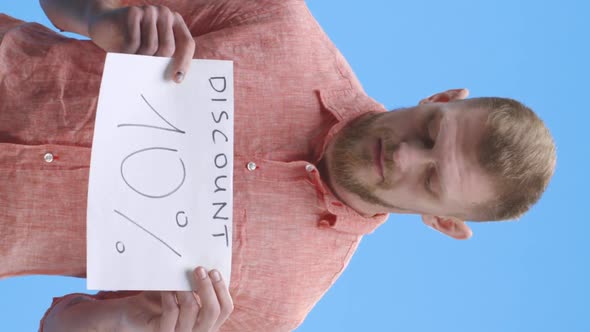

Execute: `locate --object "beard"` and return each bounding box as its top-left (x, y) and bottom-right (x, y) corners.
top-left (329, 112), bottom-right (400, 210)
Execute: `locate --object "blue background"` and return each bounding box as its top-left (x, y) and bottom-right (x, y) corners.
top-left (1, 1), bottom-right (588, 331)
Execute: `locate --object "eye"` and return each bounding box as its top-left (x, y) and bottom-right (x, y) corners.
top-left (424, 164), bottom-right (438, 196)
top-left (424, 165), bottom-right (434, 193)
top-left (424, 114), bottom-right (438, 149)
top-left (427, 113), bottom-right (440, 141)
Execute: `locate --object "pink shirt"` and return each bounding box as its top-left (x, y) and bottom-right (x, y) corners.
top-left (0, 1), bottom-right (388, 330)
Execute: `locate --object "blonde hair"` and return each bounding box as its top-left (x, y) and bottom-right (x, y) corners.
top-left (470, 97), bottom-right (556, 221)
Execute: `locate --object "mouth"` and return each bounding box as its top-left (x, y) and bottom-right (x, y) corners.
top-left (374, 138), bottom-right (384, 181)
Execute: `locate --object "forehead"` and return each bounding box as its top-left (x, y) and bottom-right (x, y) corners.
top-left (439, 103), bottom-right (495, 214)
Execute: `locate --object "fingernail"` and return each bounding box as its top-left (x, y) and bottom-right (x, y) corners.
top-left (210, 270), bottom-right (221, 282)
top-left (196, 267), bottom-right (207, 279)
top-left (174, 71), bottom-right (184, 83)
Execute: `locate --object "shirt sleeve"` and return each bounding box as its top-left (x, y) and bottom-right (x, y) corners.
top-left (118, 0), bottom-right (301, 37)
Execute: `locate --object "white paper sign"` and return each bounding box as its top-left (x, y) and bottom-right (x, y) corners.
top-left (87, 53), bottom-right (234, 291)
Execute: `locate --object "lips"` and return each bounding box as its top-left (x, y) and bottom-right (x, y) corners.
top-left (374, 138), bottom-right (384, 180)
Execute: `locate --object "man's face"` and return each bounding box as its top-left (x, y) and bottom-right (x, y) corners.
top-left (323, 99), bottom-right (495, 222)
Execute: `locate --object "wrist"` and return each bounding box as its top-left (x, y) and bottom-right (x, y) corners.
top-left (42, 294), bottom-right (125, 332)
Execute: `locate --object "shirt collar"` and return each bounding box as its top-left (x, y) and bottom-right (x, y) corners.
top-left (312, 88), bottom-right (388, 163)
top-left (310, 88), bottom-right (390, 235)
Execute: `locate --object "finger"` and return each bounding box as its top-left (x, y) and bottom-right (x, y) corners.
top-left (170, 12), bottom-right (195, 83)
top-left (193, 267), bottom-right (220, 332)
top-left (136, 6), bottom-right (158, 55)
top-left (175, 291), bottom-right (200, 332)
top-left (208, 270), bottom-right (234, 332)
top-left (159, 292), bottom-right (179, 332)
top-left (123, 6), bottom-right (142, 53)
top-left (154, 6), bottom-right (175, 57)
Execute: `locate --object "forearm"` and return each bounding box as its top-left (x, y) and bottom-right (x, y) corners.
top-left (42, 294), bottom-right (124, 332)
top-left (39, 0), bottom-right (121, 36)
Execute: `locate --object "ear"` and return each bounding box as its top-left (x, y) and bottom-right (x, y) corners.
top-left (421, 214), bottom-right (473, 240)
top-left (419, 88), bottom-right (470, 105)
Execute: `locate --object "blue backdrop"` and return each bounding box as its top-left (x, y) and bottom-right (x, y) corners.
top-left (0, 1), bottom-right (588, 331)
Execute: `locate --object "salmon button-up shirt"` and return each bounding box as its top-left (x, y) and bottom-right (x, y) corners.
top-left (0, 1), bottom-right (389, 331)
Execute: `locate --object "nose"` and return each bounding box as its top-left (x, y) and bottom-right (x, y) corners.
top-left (393, 141), bottom-right (435, 173)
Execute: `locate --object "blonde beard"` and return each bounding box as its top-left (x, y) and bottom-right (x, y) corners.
top-left (329, 112), bottom-right (400, 210)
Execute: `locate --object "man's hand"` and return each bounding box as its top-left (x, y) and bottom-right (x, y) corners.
top-left (43, 267), bottom-right (233, 332)
top-left (119, 267), bottom-right (234, 331)
top-left (88, 4), bottom-right (195, 83)
top-left (39, 1), bottom-right (195, 82)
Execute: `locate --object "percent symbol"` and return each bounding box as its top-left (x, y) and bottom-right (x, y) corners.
top-left (113, 209), bottom-right (183, 258)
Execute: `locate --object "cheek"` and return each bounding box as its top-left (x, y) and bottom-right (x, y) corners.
top-left (376, 178), bottom-right (431, 209)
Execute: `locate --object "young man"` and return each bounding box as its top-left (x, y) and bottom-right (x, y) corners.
top-left (0, 0), bottom-right (555, 331)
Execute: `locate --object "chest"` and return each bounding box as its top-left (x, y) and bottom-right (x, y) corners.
top-left (230, 159), bottom-right (360, 318)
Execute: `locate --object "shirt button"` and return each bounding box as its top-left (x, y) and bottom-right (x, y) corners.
top-left (305, 164), bottom-right (315, 173)
top-left (246, 162), bottom-right (257, 171)
top-left (44, 153), bottom-right (54, 163)
top-left (318, 213), bottom-right (337, 228)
